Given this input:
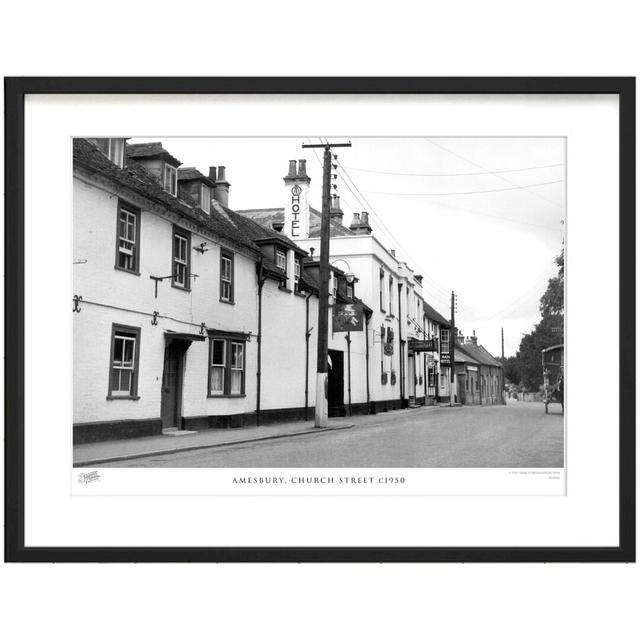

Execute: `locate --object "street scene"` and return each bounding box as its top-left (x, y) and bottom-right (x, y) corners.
top-left (73, 136), bottom-right (565, 470)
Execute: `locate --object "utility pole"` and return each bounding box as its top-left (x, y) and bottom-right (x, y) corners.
top-left (449, 291), bottom-right (456, 406)
top-left (501, 327), bottom-right (505, 360)
top-left (302, 140), bottom-right (351, 427)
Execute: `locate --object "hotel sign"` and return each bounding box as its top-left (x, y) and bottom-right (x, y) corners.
top-left (289, 185), bottom-right (302, 237)
top-left (440, 352), bottom-right (452, 365)
top-left (332, 302), bottom-right (364, 332)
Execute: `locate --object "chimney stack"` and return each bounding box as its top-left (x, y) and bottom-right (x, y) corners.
top-left (213, 165), bottom-right (230, 208)
top-left (283, 158), bottom-right (311, 240)
top-left (390, 248), bottom-right (396, 258)
top-left (350, 210), bottom-right (372, 235)
top-left (330, 195), bottom-right (344, 224)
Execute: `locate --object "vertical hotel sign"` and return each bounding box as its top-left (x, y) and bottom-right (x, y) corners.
top-left (290, 184), bottom-right (303, 237)
top-left (283, 171), bottom-right (310, 240)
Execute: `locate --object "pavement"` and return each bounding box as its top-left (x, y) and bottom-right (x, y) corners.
top-left (81, 400), bottom-right (564, 468)
top-left (74, 417), bottom-right (356, 467)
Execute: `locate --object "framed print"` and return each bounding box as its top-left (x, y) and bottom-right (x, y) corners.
top-left (4, 77), bottom-right (635, 562)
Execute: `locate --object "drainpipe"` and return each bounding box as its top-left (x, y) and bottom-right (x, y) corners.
top-left (398, 282), bottom-right (403, 407)
top-left (365, 312), bottom-right (371, 413)
top-left (256, 257), bottom-right (266, 427)
top-left (304, 290), bottom-right (313, 421)
top-left (345, 332), bottom-right (352, 416)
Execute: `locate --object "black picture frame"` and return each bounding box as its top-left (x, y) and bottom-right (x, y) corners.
top-left (4, 77), bottom-right (635, 563)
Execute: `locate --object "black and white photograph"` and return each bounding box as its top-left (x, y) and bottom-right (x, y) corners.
top-left (72, 135), bottom-right (566, 473)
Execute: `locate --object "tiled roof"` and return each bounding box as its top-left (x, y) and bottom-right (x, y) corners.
top-left (73, 138), bottom-right (258, 255)
top-left (126, 142), bottom-right (182, 166)
top-left (224, 208), bottom-right (304, 252)
top-left (178, 166), bottom-right (216, 188)
top-left (237, 207), bottom-right (356, 238)
top-left (423, 301), bottom-right (449, 326)
top-left (457, 341), bottom-right (502, 368)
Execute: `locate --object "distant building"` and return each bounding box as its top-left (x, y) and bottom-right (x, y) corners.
top-left (453, 332), bottom-right (505, 405)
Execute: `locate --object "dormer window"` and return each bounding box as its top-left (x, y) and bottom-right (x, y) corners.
top-left (163, 164), bottom-right (177, 196)
top-left (346, 282), bottom-right (354, 299)
top-left (94, 138), bottom-right (125, 169)
top-left (201, 184), bottom-right (211, 214)
top-left (276, 249), bottom-right (287, 272)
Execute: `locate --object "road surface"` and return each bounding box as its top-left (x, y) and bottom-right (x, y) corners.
top-left (101, 400), bottom-right (564, 468)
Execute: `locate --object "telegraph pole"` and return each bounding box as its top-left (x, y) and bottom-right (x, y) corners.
top-left (501, 327), bottom-right (505, 360)
top-left (449, 291), bottom-right (456, 406)
top-left (302, 140), bottom-right (351, 427)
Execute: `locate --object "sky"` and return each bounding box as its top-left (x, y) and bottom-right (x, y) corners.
top-left (132, 136), bottom-right (565, 357)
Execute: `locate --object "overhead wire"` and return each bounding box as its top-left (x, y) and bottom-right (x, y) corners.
top-left (320, 137), bottom-right (451, 307)
top-left (343, 162), bottom-right (564, 177)
top-left (424, 138), bottom-right (565, 210)
top-left (367, 179), bottom-right (564, 197)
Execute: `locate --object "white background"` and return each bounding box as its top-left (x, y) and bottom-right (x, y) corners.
top-left (27, 94), bottom-right (609, 547)
top-left (1, 2), bottom-right (638, 639)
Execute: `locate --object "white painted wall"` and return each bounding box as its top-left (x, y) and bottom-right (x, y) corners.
top-left (73, 174), bottom-right (259, 425)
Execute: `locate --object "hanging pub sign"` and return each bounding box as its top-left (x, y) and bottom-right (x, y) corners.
top-left (440, 352), bottom-right (452, 366)
top-left (408, 338), bottom-right (437, 353)
top-left (332, 301), bottom-right (364, 332)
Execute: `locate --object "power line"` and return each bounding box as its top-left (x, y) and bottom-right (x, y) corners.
top-left (424, 138), bottom-right (564, 209)
top-left (427, 199), bottom-right (562, 231)
top-left (343, 162), bottom-right (564, 177)
top-left (367, 179), bottom-right (564, 197)
top-left (323, 138), bottom-right (451, 305)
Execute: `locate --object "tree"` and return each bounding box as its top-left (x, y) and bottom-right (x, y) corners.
top-left (513, 249), bottom-right (564, 391)
top-left (539, 249), bottom-right (564, 318)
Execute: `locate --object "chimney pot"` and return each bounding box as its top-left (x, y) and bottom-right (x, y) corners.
top-left (208, 166), bottom-right (217, 181)
top-left (351, 212), bottom-right (361, 225)
top-left (297, 159), bottom-right (308, 177)
top-left (287, 160), bottom-right (297, 177)
top-left (213, 166), bottom-right (230, 207)
top-left (390, 249), bottom-right (396, 257)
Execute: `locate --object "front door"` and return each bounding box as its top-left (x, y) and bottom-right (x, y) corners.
top-left (161, 342), bottom-right (185, 429)
top-left (327, 349), bottom-right (345, 417)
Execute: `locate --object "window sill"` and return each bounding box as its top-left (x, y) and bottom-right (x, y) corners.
top-left (114, 266), bottom-right (141, 276)
top-left (219, 298), bottom-right (235, 305)
top-left (171, 282), bottom-right (191, 293)
top-left (106, 395), bottom-right (140, 401)
top-left (278, 287), bottom-right (293, 293)
top-left (207, 394), bottom-right (246, 399)
top-left (293, 291), bottom-right (307, 298)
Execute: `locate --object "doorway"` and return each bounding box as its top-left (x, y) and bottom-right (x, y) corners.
top-left (161, 341), bottom-right (187, 429)
top-left (327, 349), bottom-right (345, 417)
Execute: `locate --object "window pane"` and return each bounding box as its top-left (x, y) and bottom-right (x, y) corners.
top-left (120, 369), bottom-right (131, 392)
top-left (210, 367), bottom-right (224, 393)
top-left (211, 340), bottom-right (225, 365)
top-left (232, 343), bottom-right (244, 368)
top-left (113, 337), bottom-right (124, 365)
top-left (123, 339), bottom-right (134, 366)
top-left (230, 370), bottom-right (242, 394)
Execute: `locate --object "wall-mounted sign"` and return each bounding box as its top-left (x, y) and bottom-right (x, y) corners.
top-left (440, 352), bottom-right (451, 365)
top-left (408, 338), bottom-right (437, 353)
top-left (332, 302), bottom-right (364, 332)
